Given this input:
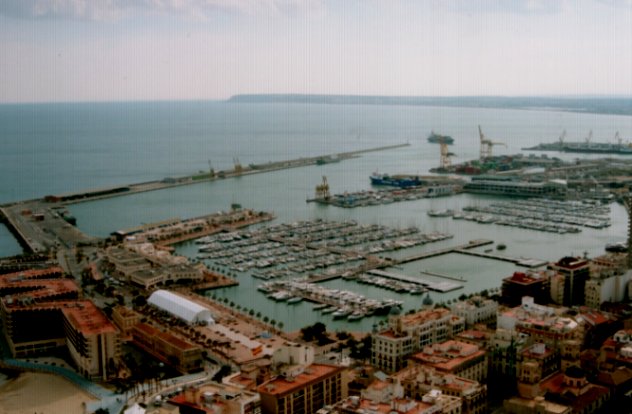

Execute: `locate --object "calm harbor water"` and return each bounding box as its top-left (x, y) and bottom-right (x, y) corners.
top-left (1, 101), bottom-right (631, 331)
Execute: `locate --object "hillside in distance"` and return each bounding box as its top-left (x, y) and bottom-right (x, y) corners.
top-left (227, 94), bottom-right (632, 116)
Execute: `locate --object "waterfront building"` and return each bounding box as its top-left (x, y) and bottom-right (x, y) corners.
top-left (131, 322), bottom-right (203, 372)
top-left (549, 257), bottom-right (590, 307)
top-left (106, 245), bottom-right (152, 275)
top-left (147, 289), bottom-right (214, 325)
top-left (408, 340), bottom-right (487, 383)
top-left (106, 245), bottom-right (205, 289)
top-left (169, 381), bottom-right (262, 414)
top-left (1, 299), bottom-right (119, 380)
top-left (393, 365), bottom-right (487, 414)
top-left (372, 308), bottom-right (465, 373)
top-left (501, 271), bottom-right (552, 307)
top-left (450, 296), bottom-right (498, 326)
top-left (463, 177), bottom-right (567, 199)
top-left (256, 363), bottom-right (345, 414)
top-left (61, 301), bottom-right (120, 380)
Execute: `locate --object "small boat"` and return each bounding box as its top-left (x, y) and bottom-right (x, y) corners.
top-left (427, 209), bottom-right (454, 217)
top-left (287, 297), bottom-right (303, 304)
top-left (497, 243), bottom-right (507, 250)
top-left (313, 303), bottom-right (330, 310)
top-left (348, 310), bottom-right (365, 321)
top-left (321, 306), bottom-right (337, 314)
top-left (332, 308), bottom-right (352, 319)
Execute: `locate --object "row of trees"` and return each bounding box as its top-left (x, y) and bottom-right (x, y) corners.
top-left (210, 294), bottom-right (284, 330)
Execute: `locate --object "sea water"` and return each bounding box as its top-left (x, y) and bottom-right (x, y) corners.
top-left (1, 101), bottom-right (631, 330)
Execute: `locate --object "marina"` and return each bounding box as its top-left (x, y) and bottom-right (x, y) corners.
top-left (194, 219), bottom-right (454, 280)
top-left (257, 279), bottom-right (404, 321)
top-left (455, 199), bottom-right (611, 233)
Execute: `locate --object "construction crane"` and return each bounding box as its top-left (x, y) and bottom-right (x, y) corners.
top-left (208, 160), bottom-right (215, 178)
top-left (478, 125), bottom-right (506, 160)
top-left (439, 142), bottom-right (455, 169)
top-left (233, 157), bottom-right (242, 175)
top-left (585, 130), bottom-right (593, 144)
top-left (315, 176), bottom-right (331, 200)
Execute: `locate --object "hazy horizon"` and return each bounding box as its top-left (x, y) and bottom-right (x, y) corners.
top-left (2, 0), bottom-right (632, 103)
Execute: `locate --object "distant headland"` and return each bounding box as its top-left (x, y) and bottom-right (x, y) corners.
top-left (227, 94), bottom-right (632, 116)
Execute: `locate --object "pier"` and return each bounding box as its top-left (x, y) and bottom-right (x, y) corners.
top-left (393, 239), bottom-right (493, 264)
top-left (40, 143), bottom-right (411, 206)
top-left (419, 269), bottom-right (465, 282)
top-left (367, 269), bottom-right (463, 292)
top-left (454, 249), bottom-right (547, 268)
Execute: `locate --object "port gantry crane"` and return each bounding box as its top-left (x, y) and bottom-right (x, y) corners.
top-left (208, 160), bottom-right (215, 178)
top-left (478, 125), bottom-right (506, 160)
top-left (559, 130), bottom-right (566, 145)
top-left (315, 176), bottom-right (331, 200)
top-left (233, 157), bottom-right (243, 175)
top-left (439, 141), bottom-right (456, 169)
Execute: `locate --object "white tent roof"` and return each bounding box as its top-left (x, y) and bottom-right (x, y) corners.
top-left (124, 403), bottom-right (145, 414)
top-left (148, 289), bottom-right (213, 324)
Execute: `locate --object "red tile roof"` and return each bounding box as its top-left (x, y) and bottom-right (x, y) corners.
top-left (257, 364), bottom-right (342, 396)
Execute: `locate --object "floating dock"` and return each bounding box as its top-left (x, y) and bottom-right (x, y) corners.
top-left (453, 248), bottom-right (548, 268)
top-left (391, 239), bottom-right (546, 269)
top-left (394, 239), bottom-right (493, 264)
top-left (367, 269), bottom-right (463, 293)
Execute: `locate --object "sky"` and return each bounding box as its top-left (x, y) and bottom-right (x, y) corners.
top-left (1, 0), bottom-right (632, 103)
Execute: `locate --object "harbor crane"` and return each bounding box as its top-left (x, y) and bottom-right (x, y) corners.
top-left (585, 130), bottom-right (593, 144)
top-left (208, 160), bottom-right (215, 178)
top-left (559, 130), bottom-right (566, 145)
top-left (478, 125), bottom-right (506, 160)
top-left (315, 176), bottom-right (331, 200)
top-left (233, 157), bottom-right (243, 175)
top-left (439, 142), bottom-right (456, 169)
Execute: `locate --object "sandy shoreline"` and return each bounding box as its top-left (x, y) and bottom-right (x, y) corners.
top-left (0, 372), bottom-right (96, 414)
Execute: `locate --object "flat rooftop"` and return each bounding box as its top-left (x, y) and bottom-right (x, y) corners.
top-left (257, 364), bottom-right (342, 396)
top-left (134, 323), bottom-right (198, 351)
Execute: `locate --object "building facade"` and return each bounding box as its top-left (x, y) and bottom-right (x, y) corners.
top-left (372, 308), bottom-right (465, 373)
top-left (257, 364), bottom-right (345, 414)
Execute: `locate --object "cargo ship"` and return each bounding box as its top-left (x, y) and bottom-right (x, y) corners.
top-left (370, 173), bottom-right (422, 188)
top-left (523, 131), bottom-right (632, 155)
top-left (427, 131), bottom-right (454, 144)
